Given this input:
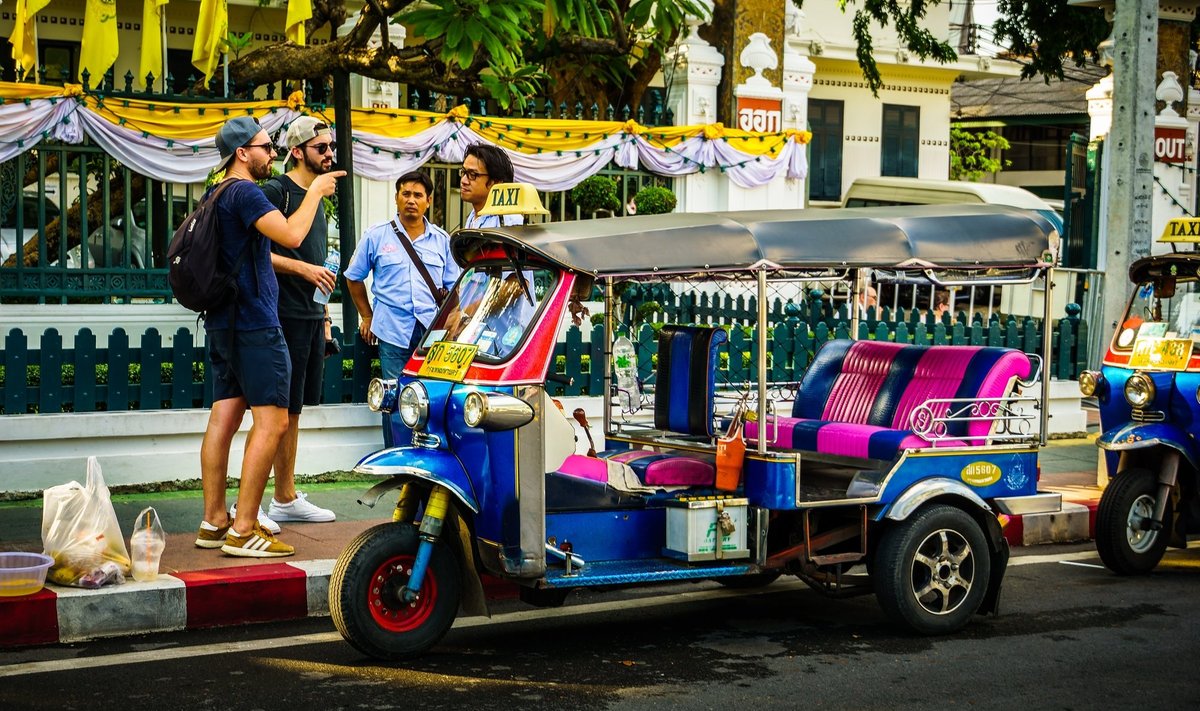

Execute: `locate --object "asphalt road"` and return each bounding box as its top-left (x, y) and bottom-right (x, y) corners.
top-left (2, 544), bottom-right (1198, 711)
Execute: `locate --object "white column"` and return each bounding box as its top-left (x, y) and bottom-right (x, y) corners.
top-left (665, 2), bottom-right (726, 213)
top-left (780, 5), bottom-right (815, 209)
top-left (1152, 71), bottom-right (1191, 250)
top-left (728, 33), bottom-right (785, 210)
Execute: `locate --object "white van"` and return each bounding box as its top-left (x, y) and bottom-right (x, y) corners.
top-left (842, 176), bottom-right (1063, 233)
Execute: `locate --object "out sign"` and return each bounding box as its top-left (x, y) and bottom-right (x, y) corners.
top-left (736, 97), bottom-right (782, 133)
top-left (1155, 127), bottom-right (1187, 164)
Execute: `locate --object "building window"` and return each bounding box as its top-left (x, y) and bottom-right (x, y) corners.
top-left (881, 104), bottom-right (920, 177)
top-left (1001, 125), bottom-right (1075, 172)
top-left (808, 99), bottom-right (844, 202)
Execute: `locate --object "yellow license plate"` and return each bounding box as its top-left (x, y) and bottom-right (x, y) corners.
top-left (1129, 337), bottom-right (1193, 370)
top-left (418, 342), bottom-right (479, 381)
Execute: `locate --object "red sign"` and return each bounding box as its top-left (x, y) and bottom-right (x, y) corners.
top-left (736, 97), bottom-right (782, 133)
top-left (1155, 126), bottom-right (1188, 164)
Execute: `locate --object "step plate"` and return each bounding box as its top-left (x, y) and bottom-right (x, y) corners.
top-left (543, 558), bottom-right (757, 588)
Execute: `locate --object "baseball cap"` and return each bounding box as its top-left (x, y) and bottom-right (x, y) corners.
top-left (284, 116), bottom-right (332, 151)
top-left (215, 116), bottom-right (263, 172)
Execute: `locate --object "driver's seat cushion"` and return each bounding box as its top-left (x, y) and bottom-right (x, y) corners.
top-left (654, 325), bottom-right (728, 438)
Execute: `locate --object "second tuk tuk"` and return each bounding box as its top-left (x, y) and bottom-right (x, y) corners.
top-left (1081, 218), bottom-right (1200, 574)
top-left (330, 191), bottom-right (1064, 659)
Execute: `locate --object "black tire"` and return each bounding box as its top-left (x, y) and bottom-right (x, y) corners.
top-left (1096, 468), bottom-right (1172, 575)
top-left (873, 504), bottom-right (992, 635)
top-left (714, 572), bottom-right (782, 589)
top-left (330, 523), bottom-right (461, 660)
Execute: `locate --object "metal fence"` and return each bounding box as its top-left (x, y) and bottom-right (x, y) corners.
top-left (1, 305), bottom-right (1088, 414)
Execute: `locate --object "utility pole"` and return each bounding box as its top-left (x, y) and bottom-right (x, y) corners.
top-left (1099, 0), bottom-right (1158, 336)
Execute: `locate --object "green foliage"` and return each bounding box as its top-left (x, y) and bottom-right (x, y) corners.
top-left (222, 32), bottom-right (255, 60)
top-left (632, 186), bottom-right (676, 215)
top-left (992, 1), bottom-right (1111, 82)
top-left (570, 175), bottom-right (621, 215)
top-left (949, 128), bottom-right (1010, 181)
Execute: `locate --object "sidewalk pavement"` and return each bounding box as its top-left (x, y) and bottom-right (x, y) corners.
top-left (0, 437), bottom-right (1104, 650)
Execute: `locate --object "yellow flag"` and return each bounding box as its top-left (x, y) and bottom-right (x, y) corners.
top-left (286, 0), bottom-right (312, 46)
top-left (140, 0), bottom-right (170, 86)
top-left (9, 0), bottom-right (53, 80)
top-left (192, 0), bottom-right (229, 83)
top-left (79, 0), bottom-right (119, 85)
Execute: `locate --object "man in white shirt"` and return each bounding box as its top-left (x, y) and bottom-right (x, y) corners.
top-left (460, 143), bottom-right (524, 229)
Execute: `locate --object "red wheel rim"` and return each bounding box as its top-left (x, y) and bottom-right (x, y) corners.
top-left (367, 554), bottom-right (438, 632)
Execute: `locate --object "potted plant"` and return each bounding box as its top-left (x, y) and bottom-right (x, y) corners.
top-left (630, 185), bottom-right (677, 215)
top-left (570, 175), bottom-right (621, 218)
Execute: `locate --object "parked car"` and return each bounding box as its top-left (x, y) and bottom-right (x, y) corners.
top-left (1, 194), bottom-right (61, 263)
top-left (842, 177), bottom-right (1064, 234)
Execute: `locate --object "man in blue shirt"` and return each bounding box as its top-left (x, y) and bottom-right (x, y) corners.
top-left (345, 170), bottom-right (460, 379)
top-left (192, 116), bottom-right (344, 559)
top-left (460, 143), bottom-right (524, 229)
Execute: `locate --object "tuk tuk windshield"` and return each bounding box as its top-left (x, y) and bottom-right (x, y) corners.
top-left (1114, 278), bottom-right (1200, 352)
top-left (420, 264), bottom-right (555, 361)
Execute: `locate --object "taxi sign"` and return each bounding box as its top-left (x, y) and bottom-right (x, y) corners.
top-left (479, 182), bottom-right (549, 217)
top-left (1160, 218), bottom-right (1200, 243)
top-left (1128, 337), bottom-right (1193, 370)
top-left (418, 341), bottom-right (479, 381)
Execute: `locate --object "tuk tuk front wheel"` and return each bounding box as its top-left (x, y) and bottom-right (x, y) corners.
top-left (1096, 468), bottom-right (1172, 575)
top-left (330, 523), bottom-right (461, 660)
top-left (873, 504), bottom-right (991, 635)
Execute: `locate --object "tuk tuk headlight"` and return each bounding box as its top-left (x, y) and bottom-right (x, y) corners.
top-left (462, 391), bottom-right (534, 430)
top-left (1124, 372), bottom-right (1155, 408)
top-left (366, 378), bottom-right (398, 413)
top-left (1078, 370), bottom-right (1099, 397)
top-left (398, 382), bottom-right (429, 429)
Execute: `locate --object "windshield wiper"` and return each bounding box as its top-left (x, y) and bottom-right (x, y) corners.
top-left (503, 245), bottom-right (535, 305)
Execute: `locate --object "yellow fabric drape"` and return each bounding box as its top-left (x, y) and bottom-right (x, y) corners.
top-left (139, 0), bottom-right (170, 86)
top-left (79, 0), bottom-right (119, 84)
top-left (9, 0), bottom-right (52, 80)
top-left (286, 0), bottom-right (312, 46)
top-left (192, 0), bottom-right (228, 83)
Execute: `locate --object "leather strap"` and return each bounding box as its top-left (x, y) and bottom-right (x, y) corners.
top-left (390, 219), bottom-right (445, 303)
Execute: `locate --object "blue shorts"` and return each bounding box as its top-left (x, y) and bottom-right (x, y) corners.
top-left (208, 328), bottom-right (291, 408)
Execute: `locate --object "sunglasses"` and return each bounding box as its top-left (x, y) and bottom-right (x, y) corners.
top-left (242, 142), bottom-right (276, 153)
top-left (307, 142), bottom-right (335, 155)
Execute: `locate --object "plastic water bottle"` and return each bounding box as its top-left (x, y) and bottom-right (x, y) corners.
top-left (613, 336), bottom-right (640, 411)
top-left (314, 248), bottom-right (340, 304)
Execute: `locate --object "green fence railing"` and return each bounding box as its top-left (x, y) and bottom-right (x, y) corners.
top-left (1, 306), bottom-right (1087, 414)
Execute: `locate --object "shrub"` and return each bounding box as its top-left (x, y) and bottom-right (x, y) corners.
top-left (632, 186), bottom-right (676, 215)
top-left (570, 175), bottom-right (620, 216)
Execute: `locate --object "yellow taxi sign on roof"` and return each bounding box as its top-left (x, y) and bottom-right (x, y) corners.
top-left (1161, 218), bottom-right (1200, 243)
top-left (479, 182), bottom-right (549, 217)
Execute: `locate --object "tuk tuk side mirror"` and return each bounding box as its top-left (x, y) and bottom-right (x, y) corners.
top-left (1159, 276), bottom-right (1177, 299)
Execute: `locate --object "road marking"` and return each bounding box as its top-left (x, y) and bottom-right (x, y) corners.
top-left (1008, 550), bottom-right (1101, 567)
top-left (0, 581), bottom-right (806, 679)
top-left (1059, 560), bottom-right (1105, 569)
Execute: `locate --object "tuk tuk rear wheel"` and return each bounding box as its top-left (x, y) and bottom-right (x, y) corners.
top-left (1096, 468), bottom-right (1172, 575)
top-left (330, 523), bottom-right (460, 660)
top-left (873, 504), bottom-right (991, 635)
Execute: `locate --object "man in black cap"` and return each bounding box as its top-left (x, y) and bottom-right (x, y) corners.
top-left (192, 115), bottom-right (344, 558)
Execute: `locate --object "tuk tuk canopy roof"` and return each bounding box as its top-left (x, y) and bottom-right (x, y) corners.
top-left (1129, 253), bottom-right (1200, 284)
top-left (451, 204), bottom-right (1058, 276)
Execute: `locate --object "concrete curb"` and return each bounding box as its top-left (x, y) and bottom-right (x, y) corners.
top-left (1003, 500), bottom-right (1099, 548)
top-left (2, 502), bottom-right (1102, 649)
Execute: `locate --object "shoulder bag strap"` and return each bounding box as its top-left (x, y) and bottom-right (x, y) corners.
top-left (390, 219), bottom-right (445, 301)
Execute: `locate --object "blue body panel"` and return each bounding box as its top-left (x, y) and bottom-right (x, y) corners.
top-left (875, 450), bottom-right (1038, 520)
top-left (546, 509), bottom-right (666, 561)
top-left (356, 447), bottom-right (479, 512)
top-left (1097, 365), bottom-right (1200, 473)
top-left (543, 558), bottom-right (757, 588)
top-left (744, 456), bottom-right (798, 509)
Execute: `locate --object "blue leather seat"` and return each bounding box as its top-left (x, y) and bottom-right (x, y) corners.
top-left (653, 325), bottom-right (728, 437)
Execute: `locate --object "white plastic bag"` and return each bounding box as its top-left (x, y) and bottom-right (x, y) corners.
top-left (41, 456), bottom-right (130, 588)
top-left (129, 506), bottom-right (166, 582)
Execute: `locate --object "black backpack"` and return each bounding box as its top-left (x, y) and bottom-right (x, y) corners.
top-left (167, 180), bottom-right (252, 314)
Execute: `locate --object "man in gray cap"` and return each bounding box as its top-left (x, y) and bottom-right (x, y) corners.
top-left (193, 115), bottom-right (344, 558)
top-left (249, 116), bottom-right (340, 532)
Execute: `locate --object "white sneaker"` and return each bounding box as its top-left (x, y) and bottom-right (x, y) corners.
top-left (267, 491), bottom-right (336, 523)
top-left (230, 501), bottom-right (281, 534)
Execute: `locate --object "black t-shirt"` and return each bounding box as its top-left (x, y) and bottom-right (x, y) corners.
top-left (262, 174), bottom-right (328, 320)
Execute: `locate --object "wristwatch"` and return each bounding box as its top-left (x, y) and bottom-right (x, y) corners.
top-left (324, 316), bottom-right (333, 324)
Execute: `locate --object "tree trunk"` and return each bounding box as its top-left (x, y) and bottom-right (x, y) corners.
top-left (3, 175), bottom-right (146, 268)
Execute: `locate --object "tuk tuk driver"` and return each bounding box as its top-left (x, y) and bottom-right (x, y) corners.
top-left (460, 144), bottom-right (524, 229)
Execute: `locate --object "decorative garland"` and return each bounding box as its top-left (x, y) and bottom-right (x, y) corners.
top-left (0, 83), bottom-right (811, 190)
